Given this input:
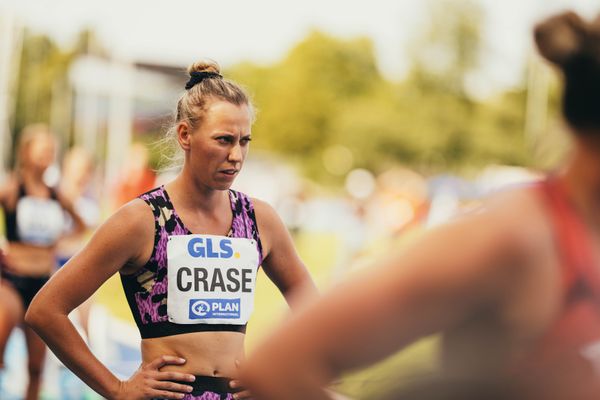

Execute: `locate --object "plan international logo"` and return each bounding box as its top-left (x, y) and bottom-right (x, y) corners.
top-left (189, 299), bottom-right (241, 319)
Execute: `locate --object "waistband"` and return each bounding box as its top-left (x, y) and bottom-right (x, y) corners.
top-left (1, 270), bottom-right (51, 283)
top-left (176, 375), bottom-right (241, 396)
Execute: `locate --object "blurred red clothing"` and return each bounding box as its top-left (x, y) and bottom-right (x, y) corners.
top-left (111, 167), bottom-right (156, 209)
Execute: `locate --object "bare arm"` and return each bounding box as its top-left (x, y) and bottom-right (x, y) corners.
top-left (56, 190), bottom-right (87, 237)
top-left (0, 177), bottom-right (16, 254)
top-left (227, 199), bottom-right (320, 398)
top-left (0, 175), bottom-right (16, 215)
top-left (242, 207), bottom-right (527, 400)
top-left (254, 198), bottom-right (318, 308)
top-left (25, 200), bottom-right (195, 400)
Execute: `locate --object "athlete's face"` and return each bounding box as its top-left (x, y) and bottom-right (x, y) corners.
top-left (27, 134), bottom-right (56, 172)
top-left (179, 100), bottom-right (252, 190)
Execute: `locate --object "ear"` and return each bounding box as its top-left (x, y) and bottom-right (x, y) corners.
top-left (177, 122), bottom-right (192, 151)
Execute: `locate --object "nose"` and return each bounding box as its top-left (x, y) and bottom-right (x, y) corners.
top-left (228, 143), bottom-right (243, 163)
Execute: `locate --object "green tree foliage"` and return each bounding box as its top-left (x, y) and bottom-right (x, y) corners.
top-left (228, 31), bottom-right (384, 182)
top-left (410, 0), bottom-right (482, 98)
top-left (13, 33), bottom-right (66, 138)
top-left (11, 29), bottom-right (99, 165)
top-left (227, 0), bottom-right (536, 182)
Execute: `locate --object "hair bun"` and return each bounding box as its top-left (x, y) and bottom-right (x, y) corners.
top-left (187, 59), bottom-right (221, 76)
top-left (534, 11), bottom-right (588, 66)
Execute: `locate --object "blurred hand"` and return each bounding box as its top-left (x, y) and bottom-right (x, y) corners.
top-left (115, 355), bottom-right (196, 400)
top-left (240, 354), bottom-right (334, 400)
top-left (230, 359), bottom-right (253, 399)
top-left (0, 248), bottom-right (17, 274)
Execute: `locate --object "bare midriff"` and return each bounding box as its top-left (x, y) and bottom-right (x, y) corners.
top-left (141, 331), bottom-right (246, 377)
top-left (4, 242), bottom-right (56, 276)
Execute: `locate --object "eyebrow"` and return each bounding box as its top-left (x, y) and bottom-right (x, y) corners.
top-left (212, 132), bottom-right (252, 139)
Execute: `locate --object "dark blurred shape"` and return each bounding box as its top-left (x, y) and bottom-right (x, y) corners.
top-left (535, 11), bottom-right (600, 132)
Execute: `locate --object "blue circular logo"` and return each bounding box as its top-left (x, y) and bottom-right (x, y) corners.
top-left (190, 300), bottom-right (211, 317)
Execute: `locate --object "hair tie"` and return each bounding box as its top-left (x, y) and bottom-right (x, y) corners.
top-left (185, 71), bottom-right (222, 90)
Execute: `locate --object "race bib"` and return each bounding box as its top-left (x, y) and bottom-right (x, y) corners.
top-left (167, 234), bottom-right (259, 325)
top-left (16, 196), bottom-right (65, 246)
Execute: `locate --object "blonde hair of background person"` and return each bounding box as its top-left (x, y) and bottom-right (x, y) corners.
top-left (241, 11), bottom-right (600, 400)
top-left (25, 59), bottom-right (317, 400)
top-left (0, 124), bottom-right (85, 400)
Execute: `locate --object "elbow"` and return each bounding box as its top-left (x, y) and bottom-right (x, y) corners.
top-left (24, 300), bottom-right (44, 331)
top-left (285, 279), bottom-right (319, 309)
top-left (76, 221), bottom-right (87, 235)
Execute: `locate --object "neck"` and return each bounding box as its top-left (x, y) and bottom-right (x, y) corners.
top-left (20, 166), bottom-right (46, 186)
top-left (559, 137), bottom-right (600, 230)
top-left (168, 168), bottom-right (228, 213)
top-left (58, 181), bottom-right (80, 200)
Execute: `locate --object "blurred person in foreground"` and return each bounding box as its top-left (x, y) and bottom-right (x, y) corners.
top-left (241, 11), bottom-right (600, 400)
top-left (0, 124), bottom-right (84, 400)
top-left (25, 59), bottom-right (316, 400)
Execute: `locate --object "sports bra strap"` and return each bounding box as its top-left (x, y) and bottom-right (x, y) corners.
top-left (540, 178), bottom-right (600, 300)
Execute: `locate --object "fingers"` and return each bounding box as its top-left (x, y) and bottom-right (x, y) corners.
top-left (145, 355), bottom-right (187, 370)
top-left (137, 372), bottom-right (195, 400)
top-left (147, 389), bottom-right (187, 399)
top-left (232, 388), bottom-right (253, 399)
top-left (231, 359), bottom-right (251, 398)
top-left (155, 371), bottom-right (196, 383)
top-left (230, 379), bottom-right (252, 400)
top-left (153, 379), bottom-right (194, 394)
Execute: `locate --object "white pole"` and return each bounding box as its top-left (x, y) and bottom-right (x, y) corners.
top-left (524, 51), bottom-right (550, 152)
top-left (0, 12), bottom-right (23, 175)
top-left (50, 76), bottom-right (73, 153)
top-left (104, 56), bottom-right (133, 191)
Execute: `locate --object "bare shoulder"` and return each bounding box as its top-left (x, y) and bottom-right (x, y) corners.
top-left (477, 185), bottom-right (554, 256)
top-left (102, 198), bottom-right (155, 239)
top-left (250, 197), bottom-right (279, 224)
top-left (91, 198), bottom-right (156, 263)
top-left (368, 185), bottom-right (555, 310)
top-left (250, 197), bottom-right (288, 257)
top-left (111, 197), bottom-right (154, 225)
top-left (250, 197), bottom-right (288, 236)
top-left (406, 184), bottom-right (554, 282)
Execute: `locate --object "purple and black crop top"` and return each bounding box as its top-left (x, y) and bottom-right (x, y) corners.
top-left (120, 186), bottom-right (263, 339)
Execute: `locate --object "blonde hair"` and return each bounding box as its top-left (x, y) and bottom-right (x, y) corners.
top-left (160, 59), bottom-right (255, 169)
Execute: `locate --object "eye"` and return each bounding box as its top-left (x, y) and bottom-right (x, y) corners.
top-left (216, 136), bottom-right (233, 144)
top-left (240, 137), bottom-right (252, 145)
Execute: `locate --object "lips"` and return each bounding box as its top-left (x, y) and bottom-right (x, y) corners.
top-left (219, 169), bottom-right (238, 176)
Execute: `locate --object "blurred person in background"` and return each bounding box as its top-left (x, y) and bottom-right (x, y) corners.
top-left (0, 124), bottom-right (84, 400)
top-left (110, 142), bottom-right (157, 211)
top-left (54, 146), bottom-right (101, 399)
top-left (56, 146), bottom-right (100, 336)
top-left (26, 59), bottom-right (317, 400)
top-left (241, 10), bottom-right (600, 400)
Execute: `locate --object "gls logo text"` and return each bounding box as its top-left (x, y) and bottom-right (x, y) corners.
top-left (187, 237), bottom-right (235, 259)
